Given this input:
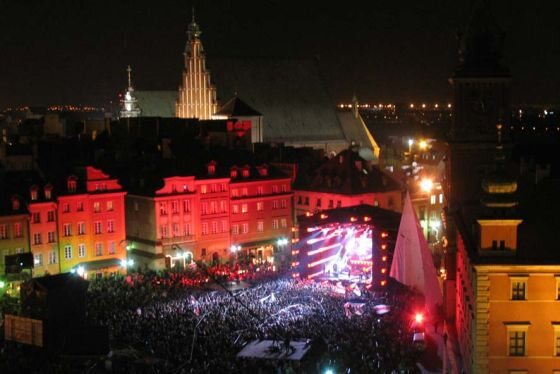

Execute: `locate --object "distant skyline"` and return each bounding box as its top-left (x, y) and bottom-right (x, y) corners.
top-left (1, 0), bottom-right (559, 108)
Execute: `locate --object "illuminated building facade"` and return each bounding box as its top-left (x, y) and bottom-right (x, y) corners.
top-left (0, 196), bottom-right (30, 276)
top-left (176, 14), bottom-right (218, 119)
top-left (55, 167), bottom-right (127, 277)
top-left (293, 148), bottom-right (402, 218)
top-left (125, 162), bottom-right (293, 269)
top-left (120, 65), bottom-right (141, 118)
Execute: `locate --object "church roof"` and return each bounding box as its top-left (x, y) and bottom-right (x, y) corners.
top-left (208, 58), bottom-right (346, 143)
top-left (215, 96), bottom-right (261, 117)
top-left (134, 91), bottom-right (177, 118)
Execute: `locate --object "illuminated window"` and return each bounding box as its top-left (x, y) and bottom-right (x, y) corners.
top-left (107, 220), bottom-right (115, 233)
top-left (160, 225), bottom-right (169, 238)
top-left (273, 200), bottom-right (279, 209)
top-left (77, 201), bottom-right (84, 212)
top-left (231, 224), bottom-right (239, 235)
top-left (63, 223), bottom-right (72, 237)
top-left (281, 218), bottom-right (288, 228)
top-left (48, 250), bottom-right (57, 264)
top-left (281, 199), bottom-right (287, 209)
top-left (272, 185), bottom-right (279, 194)
top-left (47, 231), bottom-right (55, 243)
top-left (93, 202), bottom-right (101, 213)
top-left (0, 225), bottom-right (6, 239)
top-left (242, 188), bottom-right (248, 196)
top-left (257, 220), bottom-right (264, 232)
top-left (183, 200), bottom-right (191, 213)
top-left (430, 195), bottom-right (436, 205)
top-left (95, 243), bottom-right (103, 256)
top-left (13, 223), bottom-right (22, 238)
top-left (257, 186), bottom-right (264, 195)
top-left (64, 245), bottom-right (72, 260)
top-left (78, 244), bottom-right (86, 258)
top-left (510, 277), bottom-right (528, 300)
top-left (257, 202), bottom-right (264, 211)
top-left (272, 219), bottom-right (279, 230)
top-left (33, 233), bottom-right (42, 245)
top-left (211, 221), bottom-right (218, 234)
top-left (94, 221), bottom-right (102, 235)
top-left (200, 185), bottom-right (208, 194)
top-left (185, 223), bottom-right (192, 236)
top-left (210, 201), bottom-right (217, 213)
top-left (30, 186), bottom-right (39, 201)
top-left (232, 189), bottom-right (239, 197)
top-left (241, 223), bottom-right (249, 234)
top-left (439, 193), bottom-right (444, 204)
top-left (108, 241), bottom-right (116, 255)
top-left (232, 205), bottom-right (239, 214)
top-left (221, 220), bottom-right (228, 233)
top-left (159, 202), bottom-right (167, 216)
top-left (241, 204), bottom-right (248, 213)
top-left (63, 203), bottom-right (70, 213)
top-left (34, 254), bottom-right (43, 266)
top-left (78, 222), bottom-right (86, 235)
top-left (201, 223), bottom-right (209, 235)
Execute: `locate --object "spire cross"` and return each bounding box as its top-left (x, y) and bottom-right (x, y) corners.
top-left (127, 65), bottom-right (133, 90)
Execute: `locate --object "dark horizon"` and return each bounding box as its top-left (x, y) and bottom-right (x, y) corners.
top-left (1, 0), bottom-right (559, 108)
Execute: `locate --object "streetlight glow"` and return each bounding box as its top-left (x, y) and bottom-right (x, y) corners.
top-left (420, 178), bottom-right (434, 193)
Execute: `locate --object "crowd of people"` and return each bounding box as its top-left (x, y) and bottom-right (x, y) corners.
top-left (1, 265), bottom-right (423, 373)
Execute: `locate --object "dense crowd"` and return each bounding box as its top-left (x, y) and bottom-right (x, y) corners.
top-left (1, 266), bottom-right (422, 373)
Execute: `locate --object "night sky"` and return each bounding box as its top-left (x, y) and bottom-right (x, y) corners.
top-left (1, 0), bottom-right (558, 108)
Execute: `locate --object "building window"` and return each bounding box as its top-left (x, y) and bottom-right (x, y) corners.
top-left (220, 200), bottom-right (227, 213)
top-left (231, 189), bottom-right (239, 198)
top-left (200, 185), bottom-right (207, 194)
top-left (257, 202), bottom-right (264, 211)
top-left (511, 277), bottom-right (527, 300)
top-left (508, 330), bottom-right (526, 356)
top-left (211, 221), bottom-right (218, 234)
top-left (438, 193), bottom-right (444, 204)
top-left (232, 205), bottom-right (239, 214)
top-left (95, 243), bottom-right (103, 256)
top-left (328, 200), bottom-right (334, 208)
top-left (63, 223), bottom-right (72, 237)
top-left (15, 248), bottom-right (23, 254)
top-left (281, 184), bottom-right (288, 193)
top-left (160, 202), bottom-right (167, 216)
top-left (281, 199), bottom-right (287, 209)
top-left (316, 198), bottom-right (322, 208)
top-left (430, 195), bottom-right (436, 205)
top-left (77, 222), bottom-right (85, 235)
top-left (230, 169), bottom-right (238, 178)
top-left (242, 187), bottom-right (248, 196)
top-left (47, 231), bottom-right (56, 243)
top-left (305, 197), bottom-right (310, 206)
top-left (63, 203), bottom-right (70, 213)
top-left (30, 186), bottom-right (39, 201)
top-left (241, 204), bottom-right (248, 213)
top-left (257, 220), bottom-right (264, 232)
top-left (201, 223), bottom-right (209, 235)
top-left (48, 251), bottom-right (57, 264)
top-left (107, 220), bottom-right (115, 233)
top-left (281, 218), bottom-right (288, 228)
top-left (241, 223), bottom-right (249, 234)
top-left (221, 183), bottom-right (227, 192)
top-left (201, 202), bottom-right (208, 215)
top-left (33, 233), bottom-right (42, 245)
top-left (272, 185), bottom-right (279, 193)
top-left (297, 196), bottom-right (302, 205)
top-left (273, 200), bottom-right (279, 209)
top-left (93, 202), bottom-right (101, 213)
top-left (107, 201), bottom-right (114, 211)
top-left (556, 277), bottom-right (560, 300)
top-left (32, 212), bottom-right (41, 224)
top-left (336, 200), bottom-right (342, 208)
top-left (67, 177), bottom-right (77, 192)
top-left (78, 244), bottom-right (86, 258)
top-left (221, 220), bottom-right (228, 233)
top-left (108, 241), bottom-right (116, 255)
top-left (183, 200), bottom-right (191, 213)
top-left (34, 254), bottom-right (43, 266)
top-left (257, 186), bottom-right (264, 195)
top-left (94, 221), bottom-right (102, 235)
top-left (209, 201), bottom-right (217, 214)
top-left (554, 325), bottom-right (560, 356)
top-left (77, 201), bottom-right (84, 212)
top-left (185, 223), bottom-right (192, 236)
top-left (64, 245), bottom-right (72, 260)
top-left (210, 184), bottom-right (218, 193)
top-left (160, 225), bottom-right (169, 238)
top-left (272, 219), bottom-right (279, 230)
top-left (242, 169), bottom-right (249, 178)
top-left (171, 201), bottom-right (179, 214)
top-left (47, 211), bottom-right (55, 222)
top-left (0, 224), bottom-right (7, 239)
top-left (231, 224), bottom-right (239, 235)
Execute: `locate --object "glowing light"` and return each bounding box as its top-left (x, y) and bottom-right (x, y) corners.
top-left (420, 178), bottom-right (434, 193)
top-left (350, 216), bottom-right (358, 222)
top-left (410, 103), bottom-right (415, 108)
top-left (380, 280), bottom-right (387, 286)
top-left (77, 266), bottom-right (85, 277)
top-left (277, 238), bottom-right (289, 246)
top-left (421, 103), bottom-right (426, 109)
top-left (230, 245), bottom-right (241, 252)
top-left (363, 216), bottom-right (371, 222)
top-left (307, 254), bottom-right (339, 268)
top-left (414, 313), bottom-right (424, 324)
top-left (320, 213), bottom-right (328, 219)
top-left (0, 280), bottom-right (4, 288)
top-left (381, 244), bottom-right (388, 250)
top-left (408, 139), bottom-right (414, 146)
top-left (381, 256), bottom-right (387, 262)
top-left (307, 270), bottom-right (324, 279)
top-left (381, 232), bottom-right (389, 238)
top-left (381, 268), bottom-right (387, 274)
top-left (418, 140), bottom-right (428, 150)
top-left (325, 369), bottom-right (334, 374)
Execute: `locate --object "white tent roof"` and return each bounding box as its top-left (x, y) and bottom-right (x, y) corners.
top-left (390, 192), bottom-right (443, 313)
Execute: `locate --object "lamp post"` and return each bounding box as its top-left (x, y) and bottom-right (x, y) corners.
top-left (408, 138), bottom-right (414, 153)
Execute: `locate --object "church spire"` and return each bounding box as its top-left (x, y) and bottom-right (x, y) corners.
top-left (120, 64), bottom-right (141, 118)
top-left (127, 65), bottom-right (133, 91)
top-left (187, 7), bottom-right (201, 40)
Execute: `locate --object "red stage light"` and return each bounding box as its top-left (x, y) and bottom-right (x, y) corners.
top-left (380, 280), bottom-right (387, 286)
top-left (381, 268), bottom-right (386, 274)
top-left (320, 213), bottom-right (328, 219)
top-left (381, 256), bottom-right (387, 262)
top-left (363, 216), bottom-right (371, 222)
top-left (381, 232), bottom-right (389, 238)
top-left (350, 216), bottom-right (358, 222)
top-left (414, 313), bottom-right (424, 324)
top-left (381, 244), bottom-right (388, 250)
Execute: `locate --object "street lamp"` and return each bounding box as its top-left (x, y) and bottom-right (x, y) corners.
top-left (408, 138), bottom-right (414, 153)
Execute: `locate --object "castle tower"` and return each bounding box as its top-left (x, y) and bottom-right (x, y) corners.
top-left (176, 11), bottom-right (218, 119)
top-left (120, 65), bottom-right (141, 118)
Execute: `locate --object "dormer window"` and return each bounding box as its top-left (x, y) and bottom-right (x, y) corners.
top-left (11, 197), bottom-right (20, 211)
top-left (242, 166), bottom-right (250, 178)
top-left (208, 162), bottom-right (217, 176)
top-left (230, 168), bottom-right (238, 178)
top-left (258, 165), bottom-right (269, 177)
top-left (67, 176), bottom-right (78, 193)
top-left (44, 184), bottom-right (53, 200)
top-left (30, 185), bottom-right (39, 201)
